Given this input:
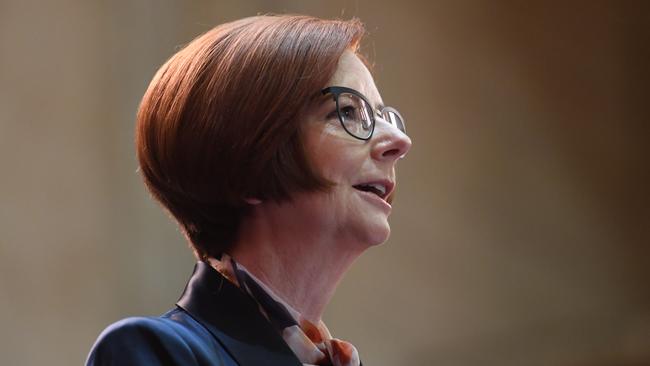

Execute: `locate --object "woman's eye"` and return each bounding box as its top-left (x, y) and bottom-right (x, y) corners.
top-left (339, 105), bottom-right (357, 119)
top-left (326, 105), bottom-right (357, 120)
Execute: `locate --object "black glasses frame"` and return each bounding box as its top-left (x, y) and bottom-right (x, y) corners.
top-left (321, 86), bottom-right (406, 141)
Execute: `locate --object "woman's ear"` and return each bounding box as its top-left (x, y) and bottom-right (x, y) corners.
top-left (244, 198), bottom-right (262, 205)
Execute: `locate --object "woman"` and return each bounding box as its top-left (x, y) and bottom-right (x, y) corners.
top-left (86, 14), bottom-right (411, 366)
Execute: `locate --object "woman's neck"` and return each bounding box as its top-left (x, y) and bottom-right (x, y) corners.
top-left (226, 201), bottom-right (365, 324)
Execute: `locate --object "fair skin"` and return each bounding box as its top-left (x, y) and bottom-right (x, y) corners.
top-left (228, 50), bottom-right (412, 323)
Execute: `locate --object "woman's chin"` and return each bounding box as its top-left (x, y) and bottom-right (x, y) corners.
top-left (358, 221), bottom-right (391, 248)
top-left (371, 226), bottom-right (391, 246)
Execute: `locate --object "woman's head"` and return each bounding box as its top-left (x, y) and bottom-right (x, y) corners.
top-left (136, 15), bottom-right (366, 259)
top-left (281, 50), bottom-right (412, 251)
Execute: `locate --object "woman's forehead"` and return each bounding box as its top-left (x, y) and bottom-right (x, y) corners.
top-left (328, 51), bottom-right (383, 106)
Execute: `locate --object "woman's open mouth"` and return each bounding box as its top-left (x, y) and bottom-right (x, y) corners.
top-left (352, 180), bottom-right (393, 201)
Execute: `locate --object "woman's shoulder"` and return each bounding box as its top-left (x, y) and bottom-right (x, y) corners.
top-left (92, 310), bottom-right (199, 346)
top-left (85, 307), bottom-right (236, 366)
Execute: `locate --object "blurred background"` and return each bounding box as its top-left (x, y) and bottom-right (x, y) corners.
top-left (1, 1), bottom-right (649, 365)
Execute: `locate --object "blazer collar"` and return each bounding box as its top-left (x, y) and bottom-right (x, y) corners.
top-left (176, 261), bottom-right (302, 366)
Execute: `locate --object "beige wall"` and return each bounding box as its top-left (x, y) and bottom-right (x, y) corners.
top-left (1, 1), bottom-right (648, 365)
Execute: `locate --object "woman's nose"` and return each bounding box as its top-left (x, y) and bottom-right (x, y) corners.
top-left (371, 119), bottom-right (412, 162)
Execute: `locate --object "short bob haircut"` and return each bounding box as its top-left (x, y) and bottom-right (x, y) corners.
top-left (136, 15), bottom-right (366, 260)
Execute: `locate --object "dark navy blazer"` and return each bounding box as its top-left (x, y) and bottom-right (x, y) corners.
top-left (86, 262), bottom-right (303, 366)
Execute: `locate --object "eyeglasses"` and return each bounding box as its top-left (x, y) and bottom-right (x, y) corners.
top-left (321, 86), bottom-right (406, 140)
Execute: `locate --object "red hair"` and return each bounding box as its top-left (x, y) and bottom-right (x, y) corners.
top-left (135, 15), bottom-right (365, 259)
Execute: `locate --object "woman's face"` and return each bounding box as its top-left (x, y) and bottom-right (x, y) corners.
top-left (296, 50), bottom-right (412, 248)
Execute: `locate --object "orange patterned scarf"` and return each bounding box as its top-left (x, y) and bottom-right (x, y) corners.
top-left (210, 254), bottom-right (361, 366)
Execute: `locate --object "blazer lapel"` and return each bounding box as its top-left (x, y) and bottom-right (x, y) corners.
top-left (176, 261), bottom-right (302, 366)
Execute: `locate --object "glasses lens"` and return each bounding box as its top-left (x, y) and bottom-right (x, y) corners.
top-left (337, 93), bottom-right (374, 139)
top-left (383, 108), bottom-right (406, 134)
